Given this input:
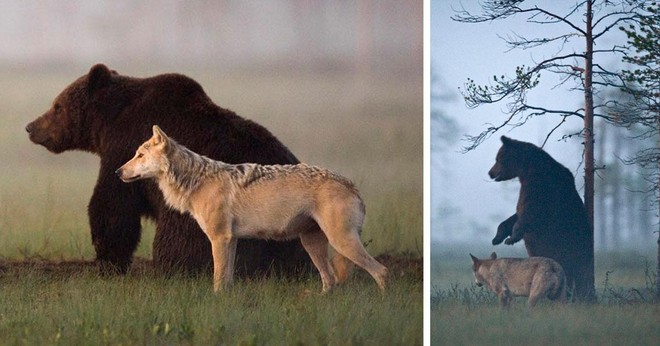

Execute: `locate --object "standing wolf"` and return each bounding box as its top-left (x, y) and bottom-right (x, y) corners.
top-left (470, 252), bottom-right (567, 308)
top-left (117, 125), bottom-right (388, 293)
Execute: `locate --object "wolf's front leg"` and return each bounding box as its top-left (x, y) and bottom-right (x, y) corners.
top-left (210, 235), bottom-right (238, 292)
top-left (498, 287), bottom-right (512, 308)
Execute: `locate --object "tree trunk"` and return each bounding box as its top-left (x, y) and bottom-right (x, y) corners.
top-left (657, 117), bottom-right (660, 300)
top-left (611, 134), bottom-right (622, 247)
top-left (597, 120), bottom-right (608, 250)
top-left (582, 0), bottom-right (597, 302)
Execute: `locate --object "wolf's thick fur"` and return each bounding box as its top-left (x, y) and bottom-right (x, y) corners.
top-left (470, 252), bottom-right (567, 308)
top-left (117, 125), bottom-right (387, 293)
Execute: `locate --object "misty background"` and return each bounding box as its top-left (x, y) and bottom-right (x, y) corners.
top-left (0, 0), bottom-right (420, 72)
top-left (0, 1), bottom-right (422, 260)
top-left (431, 0), bottom-right (657, 256)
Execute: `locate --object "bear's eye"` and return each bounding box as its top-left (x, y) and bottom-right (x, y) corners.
top-left (137, 153), bottom-right (144, 159)
top-left (53, 104), bottom-right (62, 113)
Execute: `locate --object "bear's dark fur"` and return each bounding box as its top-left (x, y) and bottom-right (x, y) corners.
top-left (488, 136), bottom-right (595, 301)
top-left (26, 63), bottom-right (312, 276)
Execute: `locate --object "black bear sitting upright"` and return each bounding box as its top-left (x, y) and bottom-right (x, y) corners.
top-left (488, 136), bottom-right (595, 301)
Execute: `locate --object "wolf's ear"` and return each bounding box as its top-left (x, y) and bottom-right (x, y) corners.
top-left (469, 254), bottom-right (479, 264)
top-left (152, 125), bottom-right (169, 146)
top-left (490, 252), bottom-right (497, 259)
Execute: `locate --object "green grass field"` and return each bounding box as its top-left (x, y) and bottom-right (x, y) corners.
top-left (0, 260), bottom-right (421, 345)
top-left (431, 245), bottom-right (659, 345)
top-left (0, 67), bottom-right (422, 344)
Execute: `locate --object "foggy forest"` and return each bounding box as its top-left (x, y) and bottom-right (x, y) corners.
top-left (431, 1), bottom-right (658, 253)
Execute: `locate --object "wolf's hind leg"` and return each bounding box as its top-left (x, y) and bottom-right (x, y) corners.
top-left (299, 230), bottom-right (336, 293)
top-left (325, 232), bottom-right (388, 291)
top-left (527, 289), bottom-right (543, 308)
top-left (528, 273), bottom-right (553, 308)
top-left (331, 251), bottom-right (354, 284)
top-left (313, 198), bottom-right (387, 291)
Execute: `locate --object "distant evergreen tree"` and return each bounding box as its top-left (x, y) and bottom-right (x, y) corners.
top-left (619, 2), bottom-right (660, 299)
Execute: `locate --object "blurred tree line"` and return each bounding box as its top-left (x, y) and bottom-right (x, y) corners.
top-left (0, 0), bottom-right (421, 75)
top-left (595, 115), bottom-right (655, 251)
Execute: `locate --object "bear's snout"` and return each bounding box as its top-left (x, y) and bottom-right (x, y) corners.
top-left (488, 166), bottom-right (500, 180)
top-left (25, 118), bottom-right (53, 141)
top-left (25, 120), bottom-right (49, 146)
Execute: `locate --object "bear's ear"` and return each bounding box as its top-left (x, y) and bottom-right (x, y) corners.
top-left (500, 136), bottom-right (512, 145)
top-left (490, 252), bottom-right (497, 259)
top-left (88, 64), bottom-right (112, 92)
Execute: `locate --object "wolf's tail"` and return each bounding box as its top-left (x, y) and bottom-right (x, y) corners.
top-left (331, 251), bottom-right (355, 284)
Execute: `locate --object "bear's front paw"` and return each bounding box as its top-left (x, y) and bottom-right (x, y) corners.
top-left (504, 231), bottom-right (524, 244)
top-left (492, 236), bottom-right (504, 245)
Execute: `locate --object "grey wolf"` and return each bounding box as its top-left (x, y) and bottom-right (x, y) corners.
top-left (117, 125), bottom-right (388, 292)
top-left (470, 252), bottom-right (567, 308)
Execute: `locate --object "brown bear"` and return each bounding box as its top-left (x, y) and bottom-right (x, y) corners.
top-left (488, 136), bottom-right (595, 302)
top-left (26, 63), bottom-right (312, 276)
